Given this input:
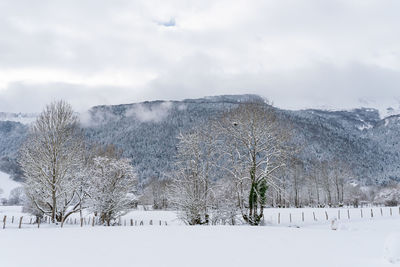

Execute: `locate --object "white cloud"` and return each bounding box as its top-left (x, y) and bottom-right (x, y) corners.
top-left (126, 102), bottom-right (173, 123)
top-left (0, 0), bottom-right (399, 112)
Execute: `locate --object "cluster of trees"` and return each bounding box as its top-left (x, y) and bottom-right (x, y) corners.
top-left (164, 102), bottom-right (380, 225)
top-left (272, 158), bottom-right (355, 208)
top-left (168, 102), bottom-right (290, 225)
top-left (19, 101), bottom-right (138, 225)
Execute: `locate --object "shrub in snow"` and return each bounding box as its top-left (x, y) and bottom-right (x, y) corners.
top-left (383, 233), bottom-right (400, 264)
top-left (374, 186), bottom-right (400, 206)
top-left (385, 199), bottom-right (398, 207)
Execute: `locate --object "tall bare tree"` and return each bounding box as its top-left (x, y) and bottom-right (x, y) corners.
top-left (331, 159), bottom-right (353, 205)
top-left (168, 125), bottom-right (218, 225)
top-left (216, 102), bottom-right (290, 225)
top-left (19, 101), bottom-right (85, 223)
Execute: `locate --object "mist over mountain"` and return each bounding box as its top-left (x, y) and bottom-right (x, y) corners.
top-left (0, 94), bottom-right (399, 185)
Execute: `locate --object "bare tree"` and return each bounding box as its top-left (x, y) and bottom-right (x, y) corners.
top-left (331, 159), bottom-right (353, 205)
top-left (215, 102), bottom-right (290, 225)
top-left (318, 161), bottom-right (333, 206)
top-left (310, 166), bottom-right (321, 206)
top-left (142, 177), bottom-right (170, 210)
top-left (88, 156), bottom-right (138, 226)
top-left (288, 158), bottom-right (305, 208)
top-left (168, 125), bottom-right (218, 225)
top-left (212, 177), bottom-right (239, 225)
top-left (273, 167), bottom-right (290, 208)
top-left (19, 101), bottom-right (85, 223)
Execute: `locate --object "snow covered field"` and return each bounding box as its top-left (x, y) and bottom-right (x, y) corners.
top-left (0, 217), bottom-right (399, 267)
top-left (1, 206), bottom-right (400, 266)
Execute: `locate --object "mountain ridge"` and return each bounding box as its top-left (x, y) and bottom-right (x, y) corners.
top-left (0, 94), bottom-right (399, 185)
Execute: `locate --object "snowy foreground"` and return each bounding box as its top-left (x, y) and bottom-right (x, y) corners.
top-left (1, 207), bottom-right (400, 267)
top-left (0, 219), bottom-right (399, 267)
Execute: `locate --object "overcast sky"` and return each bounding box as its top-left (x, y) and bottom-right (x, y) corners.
top-left (0, 0), bottom-right (400, 113)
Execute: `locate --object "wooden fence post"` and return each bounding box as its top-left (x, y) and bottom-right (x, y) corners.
top-left (347, 209), bottom-right (350, 219)
top-left (29, 218), bottom-right (32, 224)
top-left (150, 220), bottom-right (153, 225)
top-left (130, 219), bottom-right (133, 226)
top-left (302, 212), bottom-right (304, 222)
top-left (92, 217), bottom-right (95, 227)
top-left (313, 212), bottom-right (316, 221)
top-left (390, 208), bottom-right (392, 216)
top-left (80, 218), bottom-right (83, 227)
top-left (11, 216), bottom-right (14, 224)
top-left (140, 221), bottom-right (143, 226)
top-left (159, 220), bottom-right (162, 226)
top-left (3, 215), bottom-right (6, 229)
top-left (380, 208), bottom-right (383, 216)
top-left (19, 216), bottom-right (23, 229)
top-left (325, 211), bottom-right (328, 220)
top-left (289, 213), bottom-right (292, 223)
top-left (124, 220), bottom-right (126, 226)
top-left (371, 209), bottom-right (373, 218)
top-left (278, 213), bottom-right (281, 224)
top-left (361, 209), bottom-right (363, 218)
top-left (37, 218), bottom-right (40, 228)
top-left (338, 210), bottom-right (340, 220)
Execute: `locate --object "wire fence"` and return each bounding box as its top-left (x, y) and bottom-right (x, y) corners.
top-left (1, 214), bottom-right (168, 229)
top-left (1, 206), bottom-right (399, 229)
top-left (263, 206), bottom-right (400, 226)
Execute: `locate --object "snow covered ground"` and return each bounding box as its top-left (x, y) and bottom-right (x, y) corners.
top-left (0, 217), bottom-right (399, 267)
top-left (0, 206), bottom-right (400, 266)
top-left (0, 171), bottom-right (20, 199)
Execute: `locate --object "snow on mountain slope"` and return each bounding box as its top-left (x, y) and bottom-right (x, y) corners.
top-left (0, 171), bottom-right (20, 198)
top-left (1, 95), bottom-right (400, 184)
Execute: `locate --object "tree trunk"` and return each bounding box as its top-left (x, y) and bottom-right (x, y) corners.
top-left (51, 186), bottom-right (56, 223)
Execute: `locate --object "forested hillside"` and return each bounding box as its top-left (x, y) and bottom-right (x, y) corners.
top-left (0, 95), bottom-right (399, 185)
